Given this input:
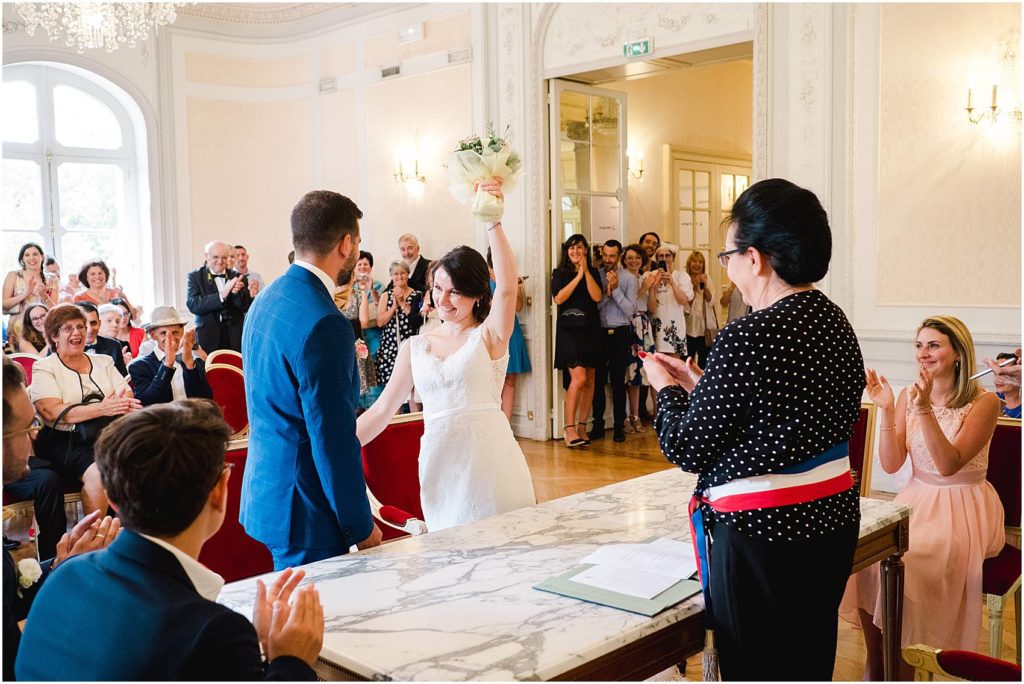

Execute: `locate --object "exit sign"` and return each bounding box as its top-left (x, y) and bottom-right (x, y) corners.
top-left (623, 38), bottom-right (653, 59)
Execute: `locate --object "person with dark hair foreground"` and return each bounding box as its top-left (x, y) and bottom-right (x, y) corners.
top-left (643, 178), bottom-right (865, 680)
top-left (243, 190), bottom-right (381, 570)
top-left (358, 180), bottom-right (536, 531)
top-left (15, 400), bottom-right (322, 680)
top-left (3, 356), bottom-right (118, 681)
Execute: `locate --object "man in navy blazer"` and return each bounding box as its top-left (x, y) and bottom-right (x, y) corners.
top-left (16, 400), bottom-right (323, 680)
top-left (186, 240), bottom-right (254, 353)
top-left (3, 356), bottom-right (117, 681)
top-left (128, 306), bottom-right (213, 406)
top-left (242, 190), bottom-right (381, 570)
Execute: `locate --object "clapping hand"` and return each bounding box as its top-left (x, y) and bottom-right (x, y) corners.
top-left (181, 328), bottom-right (197, 368)
top-left (53, 511), bottom-right (120, 568)
top-left (266, 584), bottom-right (324, 666)
top-left (606, 269), bottom-right (619, 293)
top-left (248, 278), bottom-right (260, 297)
top-left (642, 352), bottom-right (703, 393)
top-left (908, 367), bottom-right (934, 412)
top-left (864, 369), bottom-right (895, 410)
top-left (99, 385), bottom-right (142, 416)
top-left (231, 277), bottom-right (246, 294)
top-left (162, 332), bottom-right (180, 367)
top-left (254, 568), bottom-right (306, 656)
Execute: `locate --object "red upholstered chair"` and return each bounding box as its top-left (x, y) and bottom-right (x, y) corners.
top-left (982, 417), bottom-right (1021, 663)
top-left (198, 440), bottom-right (273, 582)
top-left (205, 363), bottom-right (248, 438)
top-left (205, 349), bottom-right (242, 371)
top-left (361, 413), bottom-right (427, 541)
top-left (848, 402), bottom-right (877, 497)
top-left (8, 353), bottom-right (40, 386)
top-left (903, 643), bottom-right (1022, 681)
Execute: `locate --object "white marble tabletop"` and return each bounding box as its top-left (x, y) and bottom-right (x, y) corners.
top-left (219, 468), bottom-right (911, 681)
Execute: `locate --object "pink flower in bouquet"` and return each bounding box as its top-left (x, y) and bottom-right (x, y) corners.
top-left (355, 339), bottom-right (369, 360)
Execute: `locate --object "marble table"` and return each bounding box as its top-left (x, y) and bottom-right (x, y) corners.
top-left (219, 469), bottom-right (910, 681)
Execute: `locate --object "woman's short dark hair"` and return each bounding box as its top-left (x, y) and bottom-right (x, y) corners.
top-left (18, 243), bottom-right (45, 270)
top-left (291, 190), bottom-right (363, 256)
top-left (557, 234), bottom-right (591, 275)
top-left (621, 243), bottom-right (648, 269)
top-left (728, 178), bottom-right (831, 285)
top-left (428, 246), bottom-right (492, 323)
top-left (78, 260), bottom-right (110, 285)
top-left (358, 250), bottom-right (374, 267)
top-left (94, 399), bottom-right (231, 537)
top-left (20, 304), bottom-right (48, 351)
top-left (43, 303), bottom-right (87, 348)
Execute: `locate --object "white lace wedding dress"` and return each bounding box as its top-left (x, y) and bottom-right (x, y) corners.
top-left (409, 326), bottom-right (536, 531)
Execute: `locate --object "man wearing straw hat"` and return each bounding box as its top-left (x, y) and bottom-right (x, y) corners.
top-left (128, 306), bottom-right (213, 407)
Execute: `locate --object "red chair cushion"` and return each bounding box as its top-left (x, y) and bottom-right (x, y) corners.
top-left (848, 407), bottom-right (869, 492)
top-left (11, 355), bottom-right (37, 386)
top-left (936, 649), bottom-right (1022, 681)
top-left (209, 351), bottom-right (243, 370)
top-left (362, 417), bottom-right (424, 541)
top-left (206, 366), bottom-right (248, 435)
top-left (198, 446), bottom-right (273, 583)
top-left (379, 505), bottom-right (414, 526)
top-left (987, 421), bottom-right (1021, 527)
top-left (982, 543), bottom-right (1022, 596)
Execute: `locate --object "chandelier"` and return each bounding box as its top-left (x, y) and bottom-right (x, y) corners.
top-left (15, 3), bottom-right (185, 53)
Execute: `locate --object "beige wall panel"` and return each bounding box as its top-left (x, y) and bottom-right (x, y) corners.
top-left (364, 12), bottom-right (471, 68)
top-left (185, 52), bottom-right (312, 87)
top-left (362, 64), bottom-right (474, 268)
top-left (320, 89), bottom-right (359, 202)
top-left (877, 3), bottom-right (1020, 307)
top-left (607, 60), bottom-right (753, 241)
top-left (186, 97), bottom-right (314, 280)
top-left (320, 42), bottom-right (357, 78)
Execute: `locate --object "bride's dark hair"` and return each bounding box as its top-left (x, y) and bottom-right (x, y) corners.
top-left (428, 246), bottom-right (492, 323)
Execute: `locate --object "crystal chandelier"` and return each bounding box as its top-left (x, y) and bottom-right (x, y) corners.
top-left (15, 3), bottom-right (185, 53)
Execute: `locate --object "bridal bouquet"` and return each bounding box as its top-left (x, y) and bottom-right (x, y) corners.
top-left (447, 124), bottom-right (523, 221)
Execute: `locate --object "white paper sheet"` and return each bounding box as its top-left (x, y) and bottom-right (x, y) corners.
top-left (570, 564), bottom-right (681, 600)
top-left (580, 538), bottom-right (697, 580)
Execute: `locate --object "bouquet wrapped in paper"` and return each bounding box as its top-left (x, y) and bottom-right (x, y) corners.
top-left (447, 125), bottom-right (523, 221)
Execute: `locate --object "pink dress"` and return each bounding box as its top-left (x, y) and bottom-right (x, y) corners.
top-left (841, 396), bottom-right (1005, 650)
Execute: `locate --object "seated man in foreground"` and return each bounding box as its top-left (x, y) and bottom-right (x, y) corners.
top-left (16, 399), bottom-right (324, 680)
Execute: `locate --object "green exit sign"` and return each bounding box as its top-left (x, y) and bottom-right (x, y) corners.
top-left (623, 38), bottom-right (653, 59)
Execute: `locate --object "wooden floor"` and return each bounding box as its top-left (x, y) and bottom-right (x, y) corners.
top-left (5, 426), bottom-right (1018, 680)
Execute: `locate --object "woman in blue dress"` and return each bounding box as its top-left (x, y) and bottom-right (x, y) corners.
top-left (488, 248), bottom-right (531, 422)
top-left (352, 251), bottom-right (385, 409)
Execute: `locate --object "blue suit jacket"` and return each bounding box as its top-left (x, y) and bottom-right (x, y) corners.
top-left (128, 351), bottom-right (214, 406)
top-left (240, 264), bottom-right (373, 551)
top-left (14, 531), bottom-right (314, 680)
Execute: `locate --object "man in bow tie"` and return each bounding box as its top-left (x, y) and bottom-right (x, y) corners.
top-left (186, 241), bottom-right (254, 353)
top-left (75, 301), bottom-right (128, 376)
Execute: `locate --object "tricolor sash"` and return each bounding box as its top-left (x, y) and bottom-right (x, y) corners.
top-left (689, 441), bottom-right (853, 590)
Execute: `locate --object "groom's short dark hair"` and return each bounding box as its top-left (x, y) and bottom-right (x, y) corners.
top-left (291, 190), bottom-right (363, 256)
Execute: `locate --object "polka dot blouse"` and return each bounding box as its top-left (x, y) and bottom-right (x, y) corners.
top-left (655, 289), bottom-right (866, 540)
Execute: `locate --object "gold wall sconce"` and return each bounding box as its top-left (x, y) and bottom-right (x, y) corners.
top-left (966, 82), bottom-right (1022, 128)
top-left (627, 148), bottom-right (644, 180)
top-left (394, 159), bottom-right (425, 184)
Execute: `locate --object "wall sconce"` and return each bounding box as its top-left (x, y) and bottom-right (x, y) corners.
top-left (394, 159), bottom-right (425, 184)
top-left (627, 149), bottom-right (644, 180)
top-left (965, 82), bottom-right (1022, 128)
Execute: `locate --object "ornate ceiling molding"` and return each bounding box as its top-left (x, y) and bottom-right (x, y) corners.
top-left (176, 3), bottom-right (358, 25)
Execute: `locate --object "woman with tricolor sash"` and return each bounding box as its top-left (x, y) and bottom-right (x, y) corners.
top-left (643, 178), bottom-right (865, 681)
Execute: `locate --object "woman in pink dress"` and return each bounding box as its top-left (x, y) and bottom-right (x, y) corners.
top-left (842, 315), bottom-right (1004, 679)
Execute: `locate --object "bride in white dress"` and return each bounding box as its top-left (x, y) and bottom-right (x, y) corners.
top-left (356, 181), bottom-right (536, 531)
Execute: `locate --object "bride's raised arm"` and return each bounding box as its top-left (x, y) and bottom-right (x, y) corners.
top-left (356, 341), bottom-right (414, 445)
top-left (479, 180), bottom-right (516, 360)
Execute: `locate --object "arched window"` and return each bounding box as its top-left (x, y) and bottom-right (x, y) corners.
top-left (2, 62), bottom-right (148, 305)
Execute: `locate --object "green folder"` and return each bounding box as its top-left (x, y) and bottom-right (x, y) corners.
top-left (534, 564), bottom-right (702, 617)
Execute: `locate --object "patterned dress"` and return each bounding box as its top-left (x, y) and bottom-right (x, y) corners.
top-left (374, 289), bottom-right (423, 387)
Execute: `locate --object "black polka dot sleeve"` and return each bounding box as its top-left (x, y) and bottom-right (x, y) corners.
top-left (654, 290), bottom-right (866, 540)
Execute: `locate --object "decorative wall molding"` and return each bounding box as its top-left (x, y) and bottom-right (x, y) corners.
top-left (752, 3), bottom-right (770, 181)
top-left (177, 3), bottom-right (361, 25)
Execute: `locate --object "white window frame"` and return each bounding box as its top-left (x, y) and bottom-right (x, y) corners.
top-left (3, 62), bottom-right (144, 303)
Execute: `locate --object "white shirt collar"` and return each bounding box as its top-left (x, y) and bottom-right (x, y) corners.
top-left (138, 533), bottom-right (224, 601)
top-left (406, 255), bottom-right (421, 272)
top-left (293, 259), bottom-right (336, 295)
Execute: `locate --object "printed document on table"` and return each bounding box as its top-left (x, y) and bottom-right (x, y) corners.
top-left (580, 537), bottom-right (697, 580)
top-left (570, 564), bottom-right (680, 600)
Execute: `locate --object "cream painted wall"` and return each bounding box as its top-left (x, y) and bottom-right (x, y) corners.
top-left (605, 60), bottom-right (753, 241)
top-left (876, 3), bottom-right (1021, 307)
top-left (185, 97), bottom-right (315, 271)
top-left (363, 65), bottom-right (475, 267)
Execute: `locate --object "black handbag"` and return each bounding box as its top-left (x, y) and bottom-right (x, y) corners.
top-left (54, 392), bottom-right (116, 447)
top-left (559, 308), bottom-right (589, 329)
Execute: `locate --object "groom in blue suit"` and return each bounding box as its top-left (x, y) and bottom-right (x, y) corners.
top-left (241, 191), bottom-right (381, 569)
